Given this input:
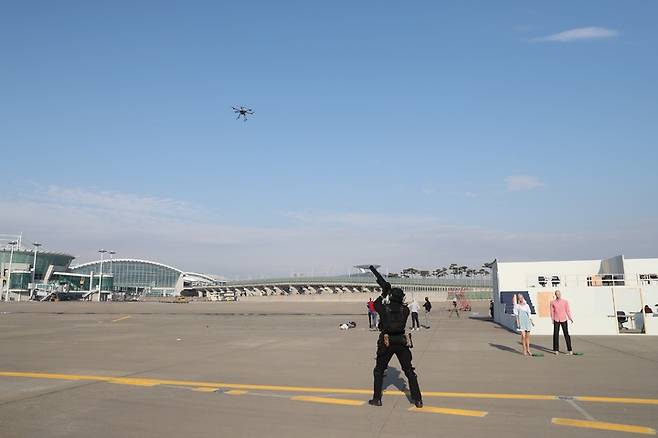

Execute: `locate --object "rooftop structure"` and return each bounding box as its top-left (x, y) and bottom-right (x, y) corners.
top-left (492, 255), bottom-right (658, 335)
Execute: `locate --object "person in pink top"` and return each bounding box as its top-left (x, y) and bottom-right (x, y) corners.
top-left (550, 290), bottom-right (573, 355)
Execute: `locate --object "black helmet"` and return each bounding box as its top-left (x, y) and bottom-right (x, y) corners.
top-left (390, 287), bottom-right (405, 303)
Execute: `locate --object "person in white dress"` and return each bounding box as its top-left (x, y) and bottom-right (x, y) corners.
top-left (513, 294), bottom-right (534, 356)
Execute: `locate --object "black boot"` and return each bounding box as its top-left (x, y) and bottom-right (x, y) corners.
top-left (368, 399), bottom-right (382, 406)
top-left (413, 399), bottom-right (423, 408)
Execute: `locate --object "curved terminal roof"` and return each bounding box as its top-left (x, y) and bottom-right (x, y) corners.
top-left (183, 272), bottom-right (218, 283)
top-left (71, 258), bottom-right (183, 274)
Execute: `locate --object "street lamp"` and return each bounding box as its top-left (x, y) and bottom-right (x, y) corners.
top-left (109, 251), bottom-right (115, 274)
top-left (98, 249), bottom-right (107, 302)
top-left (108, 251), bottom-right (116, 300)
top-left (4, 240), bottom-right (18, 302)
top-left (30, 242), bottom-right (42, 300)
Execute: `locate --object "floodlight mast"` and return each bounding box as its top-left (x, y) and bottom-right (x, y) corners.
top-left (4, 240), bottom-right (18, 302)
top-left (98, 249), bottom-right (107, 302)
top-left (30, 242), bottom-right (42, 300)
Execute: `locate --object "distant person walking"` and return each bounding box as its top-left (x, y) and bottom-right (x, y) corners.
top-left (550, 290), bottom-right (573, 355)
top-left (422, 297), bottom-right (432, 328)
top-left (367, 298), bottom-right (377, 330)
top-left (449, 298), bottom-right (460, 318)
top-left (409, 299), bottom-right (421, 331)
top-left (489, 299), bottom-right (494, 319)
top-left (514, 294), bottom-right (533, 356)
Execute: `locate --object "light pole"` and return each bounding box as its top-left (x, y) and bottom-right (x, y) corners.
top-left (4, 240), bottom-right (18, 302)
top-left (108, 251), bottom-right (115, 273)
top-left (30, 242), bottom-right (42, 300)
top-left (108, 251), bottom-right (115, 300)
top-left (97, 249), bottom-right (107, 302)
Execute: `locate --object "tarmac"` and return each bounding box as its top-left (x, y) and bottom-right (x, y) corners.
top-left (0, 300), bottom-right (657, 437)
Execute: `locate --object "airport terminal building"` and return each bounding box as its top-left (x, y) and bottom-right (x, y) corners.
top-left (2, 236), bottom-right (490, 302)
top-left (1, 237), bottom-right (222, 301)
top-left (70, 259), bottom-right (221, 298)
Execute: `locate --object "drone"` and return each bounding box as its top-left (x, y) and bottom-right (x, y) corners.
top-left (232, 106), bottom-right (254, 121)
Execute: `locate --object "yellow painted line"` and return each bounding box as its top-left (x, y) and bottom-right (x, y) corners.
top-left (225, 390), bottom-right (248, 395)
top-left (410, 391), bottom-right (556, 401)
top-left (292, 396), bottom-right (364, 406)
top-left (576, 396), bottom-right (658, 406)
top-left (1, 371), bottom-right (658, 406)
top-left (409, 406), bottom-right (488, 417)
top-left (0, 371), bottom-right (106, 382)
top-left (552, 418), bottom-right (656, 435)
top-left (108, 378), bottom-right (159, 387)
top-left (111, 315), bottom-right (132, 323)
top-left (193, 387), bottom-right (219, 392)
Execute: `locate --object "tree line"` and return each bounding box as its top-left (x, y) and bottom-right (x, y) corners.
top-left (387, 263), bottom-right (491, 279)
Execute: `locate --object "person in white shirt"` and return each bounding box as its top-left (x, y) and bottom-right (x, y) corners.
top-left (409, 299), bottom-right (421, 331)
top-left (513, 294), bottom-right (534, 356)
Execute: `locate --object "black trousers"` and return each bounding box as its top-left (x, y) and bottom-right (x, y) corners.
top-left (373, 340), bottom-right (422, 402)
top-left (411, 312), bottom-right (420, 329)
top-left (553, 321), bottom-right (572, 352)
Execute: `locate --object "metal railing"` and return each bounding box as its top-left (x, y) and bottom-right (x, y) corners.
top-left (525, 273), bottom-right (658, 289)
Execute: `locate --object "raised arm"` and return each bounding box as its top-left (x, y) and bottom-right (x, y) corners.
top-left (369, 265), bottom-right (391, 295)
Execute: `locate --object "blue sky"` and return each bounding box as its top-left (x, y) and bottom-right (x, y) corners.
top-left (1, 1), bottom-right (657, 277)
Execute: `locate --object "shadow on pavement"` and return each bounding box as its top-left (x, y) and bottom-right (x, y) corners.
top-left (383, 366), bottom-right (413, 403)
top-left (489, 343), bottom-right (522, 355)
top-left (527, 343), bottom-right (554, 354)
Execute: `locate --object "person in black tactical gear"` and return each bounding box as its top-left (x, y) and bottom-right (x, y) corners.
top-left (368, 265), bottom-right (423, 408)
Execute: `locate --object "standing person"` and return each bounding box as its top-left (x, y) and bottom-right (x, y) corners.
top-left (550, 290), bottom-right (574, 355)
top-left (422, 297), bottom-right (432, 328)
top-left (449, 298), bottom-right (460, 318)
top-left (409, 299), bottom-right (421, 331)
top-left (489, 299), bottom-right (494, 319)
top-left (514, 294), bottom-right (533, 356)
top-left (368, 266), bottom-right (422, 408)
top-left (367, 298), bottom-right (376, 329)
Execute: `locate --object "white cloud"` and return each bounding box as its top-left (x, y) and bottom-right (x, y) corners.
top-left (505, 175), bottom-right (545, 191)
top-left (2, 186), bottom-right (656, 278)
top-left (533, 27), bottom-right (619, 42)
top-left (42, 185), bottom-right (196, 218)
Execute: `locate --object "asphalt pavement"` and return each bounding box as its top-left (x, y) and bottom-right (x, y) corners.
top-left (0, 300), bottom-right (656, 437)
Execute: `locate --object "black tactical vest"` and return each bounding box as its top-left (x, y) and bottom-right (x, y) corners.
top-left (380, 302), bottom-right (406, 335)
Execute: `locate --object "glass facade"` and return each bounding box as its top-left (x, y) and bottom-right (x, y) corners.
top-left (1, 249), bottom-right (75, 291)
top-left (71, 259), bottom-right (182, 294)
top-left (50, 273), bottom-right (114, 292)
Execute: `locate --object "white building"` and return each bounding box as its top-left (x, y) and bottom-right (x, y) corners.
top-left (492, 255), bottom-right (658, 335)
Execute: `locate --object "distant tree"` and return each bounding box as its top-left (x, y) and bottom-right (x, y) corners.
top-left (419, 270), bottom-right (431, 278)
top-left (401, 267), bottom-right (420, 278)
top-left (432, 267), bottom-right (448, 278)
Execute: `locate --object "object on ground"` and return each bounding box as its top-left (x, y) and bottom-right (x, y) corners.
top-left (339, 321), bottom-right (357, 330)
